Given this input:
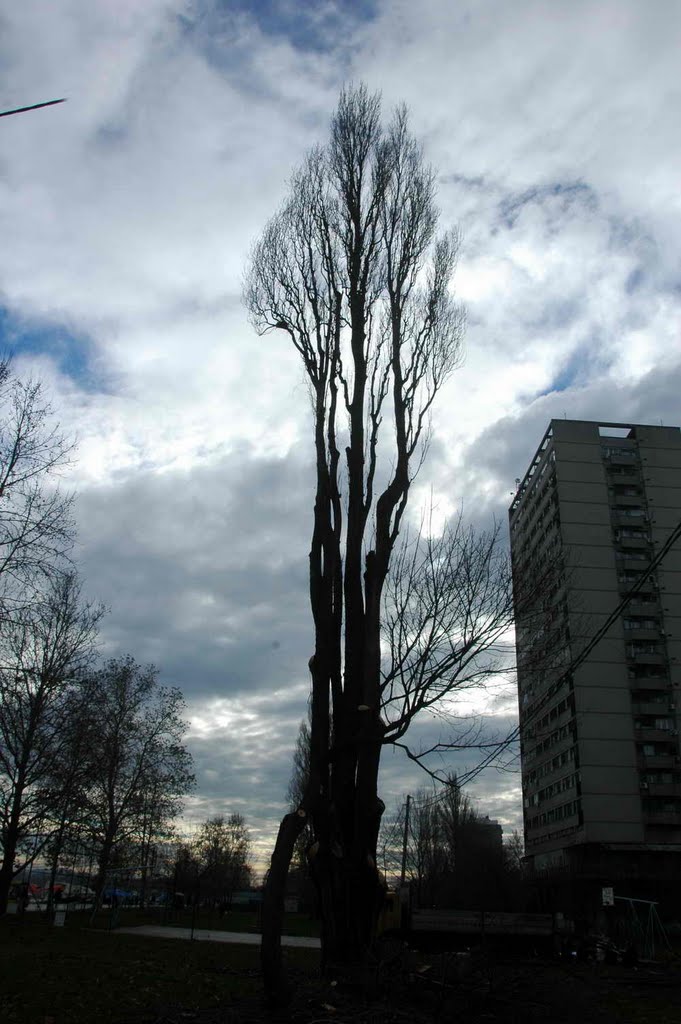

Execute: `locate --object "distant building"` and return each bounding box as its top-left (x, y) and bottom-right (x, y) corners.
top-left (476, 815), bottom-right (503, 850)
top-left (509, 420), bottom-right (681, 915)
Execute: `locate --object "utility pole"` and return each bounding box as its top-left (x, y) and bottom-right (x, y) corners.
top-left (400, 794), bottom-right (411, 886)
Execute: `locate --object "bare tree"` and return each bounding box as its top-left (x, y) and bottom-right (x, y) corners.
top-left (189, 814), bottom-right (252, 906)
top-left (380, 517), bottom-right (519, 775)
top-left (404, 789), bottom-right (451, 906)
top-left (42, 674), bottom-right (102, 914)
top-left (382, 514), bottom-right (571, 791)
top-left (245, 84), bottom-right (465, 997)
top-left (0, 572), bottom-right (103, 913)
top-left (505, 829), bottom-right (525, 873)
top-left (398, 780), bottom-right (479, 907)
top-left (0, 359), bottom-right (75, 617)
top-left (80, 657), bottom-right (194, 909)
top-left (390, 778), bottom-right (510, 911)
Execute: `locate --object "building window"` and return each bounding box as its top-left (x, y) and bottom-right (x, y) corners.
top-left (603, 446), bottom-right (637, 459)
top-left (628, 665), bottom-right (666, 679)
top-left (639, 742), bottom-right (676, 757)
top-left (641, 772), bottom-right (675, 785)
top-left (616, 528), bottom-right (648, 540)
top-left (619, 571), bottom-right (645, 584)
top-left (643, 797), bottom-right (681, 815)
top-left (636, 717), bottom-right (674, 731)
top-left (627, 642), bottom-right (661, 656)
top-left (631, 691), bottom-right (669, 707)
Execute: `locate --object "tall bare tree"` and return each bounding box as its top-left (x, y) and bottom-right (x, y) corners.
top-left (0, 359), bottom-right (75, 617)
top-left (245, 84), bottom-right (465, 996)
top-left (0, 572), bottom-right (102, 913)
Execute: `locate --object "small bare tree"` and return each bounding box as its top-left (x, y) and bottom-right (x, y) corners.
top-left (396, 779), bottom-right (480, 908)
top-left (80, 657), bottom-right (195, 910)
top-left (189, 814), bottom-right (252, 906)
top-left (0, 572), bottom-right (103, 913)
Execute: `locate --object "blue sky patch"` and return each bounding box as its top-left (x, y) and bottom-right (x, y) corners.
top-left (0, 306), bottom-right (100, 391)
top-left (536, 345), bottom-right (590, 398)
top-left (179, 0), bottom-right (378, 60)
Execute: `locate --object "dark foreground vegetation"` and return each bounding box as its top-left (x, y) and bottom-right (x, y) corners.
top-left (1, 915), bottom-right (317, 1024)
top-left (3, 914), bottom-right (681, 1024)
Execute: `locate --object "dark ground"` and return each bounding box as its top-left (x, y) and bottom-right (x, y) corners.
top-left (3, 917), bottom-right (681, 1023)
top-left (147, 953), bottom-right (681, 1024)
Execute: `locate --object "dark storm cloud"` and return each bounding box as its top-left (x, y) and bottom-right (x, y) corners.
top-left (448, 358), bottom-right (681, 526)
top-left (76, 445), bottom-right (315, 699)
top-left (73, 438), bottom-right (526, 854)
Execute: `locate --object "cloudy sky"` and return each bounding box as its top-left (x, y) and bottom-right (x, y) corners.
top-left (2, 0), bottom-right (680, 868)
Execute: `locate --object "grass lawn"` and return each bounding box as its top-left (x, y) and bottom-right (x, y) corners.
top-left (1, 915), bottom-right (319, 1024)
top-left (6, 913), bottom-right (681, 1024)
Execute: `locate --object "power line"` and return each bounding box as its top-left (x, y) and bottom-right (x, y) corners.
top-left (518, 515), bottom-right (681, 734)
top-left (0, 98), bottom-right (66, 118)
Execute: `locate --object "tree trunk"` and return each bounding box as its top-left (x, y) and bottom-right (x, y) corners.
top-left (46, 816), bottom-right (68, 916)
top-left (261, 809), bottom-right (308, 1006)
top-left (260, 799), bottom-right (386, 1004)
top-left (309, 838), bottom-right (386, 983)
top-left (90, 833), bottom-right (115, 922)
top-left (0, 782), bottom-right (25, 915)
top-left (0, 854), bottom-right (16, 915)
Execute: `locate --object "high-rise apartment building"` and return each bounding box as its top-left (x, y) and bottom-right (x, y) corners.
top-left (510, 420), bottom-right (681, 900)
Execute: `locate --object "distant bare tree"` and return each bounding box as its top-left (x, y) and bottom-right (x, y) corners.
top-left (189, 814), bottom-right (252, 905)
top-left (395, 777), bottom-right (509, 911)
top-left (505, 829), bottom-right (525, 873)
top-left (400, 779), bottom-right (479, 906)
top-left (80, 657), bottom-right (194, 909)
top-left (0, 359), bottom-right (75, 617)
top-left (285, 717), bottom-right (312, 872)
top-left (0, 572), bottom-right (102, 913)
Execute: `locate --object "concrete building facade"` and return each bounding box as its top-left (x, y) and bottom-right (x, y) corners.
top-left (509, 420), bottom-right (681, 903)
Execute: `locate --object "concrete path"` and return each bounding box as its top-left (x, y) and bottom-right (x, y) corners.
top-left (115, 924), bottom-right (321, 949)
